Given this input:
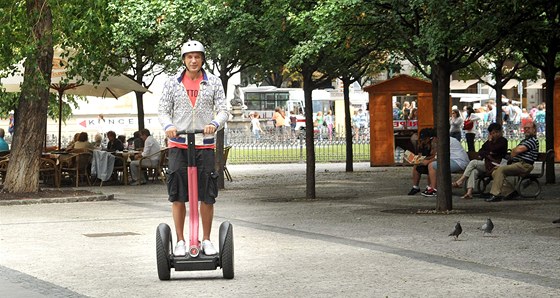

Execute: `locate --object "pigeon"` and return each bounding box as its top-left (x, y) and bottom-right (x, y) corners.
top-left (478, 218), bottom-right (494, 235)
top-left (448, 222), bottom-right (462, 240)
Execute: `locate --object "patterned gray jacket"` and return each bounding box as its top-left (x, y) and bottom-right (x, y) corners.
top-left (158, 69), bottom-right (230, 147)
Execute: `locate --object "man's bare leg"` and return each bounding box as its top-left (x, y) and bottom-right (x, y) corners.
top-left (200, 202), bottom-right (214, 240)
top-left (172, 202), bottom-right (186, 241)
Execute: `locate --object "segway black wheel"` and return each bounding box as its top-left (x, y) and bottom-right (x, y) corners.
top-left (219, 223), bottom-right (234, 279)
top-left (156, 223), bottom-right (172, 280)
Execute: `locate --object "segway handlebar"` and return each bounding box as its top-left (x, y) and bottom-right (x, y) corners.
top-left (176, 129), bottom-right (205, 135)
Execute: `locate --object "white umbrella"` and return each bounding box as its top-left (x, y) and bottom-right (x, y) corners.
top-left (0, 48), bottom-right (149, 149)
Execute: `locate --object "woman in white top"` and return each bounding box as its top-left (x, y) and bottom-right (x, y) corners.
top-left (463, 106), bottom-right (480, 152)
top-left (449, 109), bottom-right (463, 141)
top-left (324, 110), bottom-right (334, 141)
top-left (251, 112), bottom-right (263, 141)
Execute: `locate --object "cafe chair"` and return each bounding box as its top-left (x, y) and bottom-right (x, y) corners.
top-left (0, 158), bottom-right (8, 184)
top-left (139, 148), bottom-right (168, 183)
top-left (60, 151), bottom-right (93, 187)
top-left (111, 154), bottom-right (129, 185)
top-left (223, 146), bottom-right (232, 182)
top-left (0, 151), bottom-right (10, 159)
top-left (39, 157), bottom-right (60, 188)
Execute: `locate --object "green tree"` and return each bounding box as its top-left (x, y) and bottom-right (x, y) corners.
top-left (103, 0), bottom-right (192, 130)
top-left (188, 0), bottom-right (266, 188)
top-left (312, 0), bottom-right (391, 172)
top-left (459, 44), bottom-right (538, 125)
top-left (0, 0), bottom-right (119, 193)
top-left (380, 0), bottom-right (535, 211)
top-left (1, 0), bottom-right (53, 193)
top-left (518, 1), bottom-right (560, 183)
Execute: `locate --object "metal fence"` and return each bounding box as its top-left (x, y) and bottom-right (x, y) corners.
top-left (224, 127), bottom-right (548, 165)
top-left (224, 126), bottom-right (370, 164)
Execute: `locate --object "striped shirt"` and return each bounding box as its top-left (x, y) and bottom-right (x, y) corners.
top-left (512, 136), bottom-right (539, 165)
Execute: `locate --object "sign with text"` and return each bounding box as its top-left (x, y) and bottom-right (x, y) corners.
top-left (393, 120), bottom-right (418, 130)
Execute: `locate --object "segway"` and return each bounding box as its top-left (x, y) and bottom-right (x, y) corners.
top-left (156, 129), bottom-right (234, 280)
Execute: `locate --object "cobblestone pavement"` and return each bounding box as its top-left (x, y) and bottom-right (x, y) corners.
top-left (1, 163), bottom-right (559, 297)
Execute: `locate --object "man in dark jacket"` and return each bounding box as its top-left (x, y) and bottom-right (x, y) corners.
top-left (452, 123), bottom-right (508, 199)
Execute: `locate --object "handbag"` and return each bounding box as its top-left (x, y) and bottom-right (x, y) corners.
top-left (463, 118), bottom-right (474, 130)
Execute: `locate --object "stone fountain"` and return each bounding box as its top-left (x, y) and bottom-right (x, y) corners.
top-left (227, 85), bottom-right (250, 132)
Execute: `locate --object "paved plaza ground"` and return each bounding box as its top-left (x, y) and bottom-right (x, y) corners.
top-left (0, 162), bottom-right (559, 297)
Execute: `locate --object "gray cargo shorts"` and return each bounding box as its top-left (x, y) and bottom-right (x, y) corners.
top-left (166, 148), bottom-right (218, 204)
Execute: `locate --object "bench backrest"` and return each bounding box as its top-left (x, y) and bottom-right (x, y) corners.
top-left (532, 149), bottom-right (554, 179)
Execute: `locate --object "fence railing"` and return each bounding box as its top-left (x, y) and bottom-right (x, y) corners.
top-left (225, 128), bottom-right (370, 164)
top-left (224, 127), bottom-right (548, 165)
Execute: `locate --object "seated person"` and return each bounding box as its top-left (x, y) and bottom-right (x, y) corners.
top-left (117, 135), bottom-right (126, 146)
top-left (130, 129), bottom-right (161, 185)
top-left (65, 132), bottom-right (81, 151)
top-left (105, 131), bottom-right (124, 152)
top-left (421, 132), bottom-right (470, 197)
top-left (486, 121), bottom-right (539, 202)
top-left (71, 132), bottom-right (94, 151)
top-left (126, 131), bottom-right (144, 150)
top-left (453, 123), bottom-right (508, 199)
top-left (408, 128), bottom-right (437, 195)
top-left (0, 128), bottom-right (9, 152)
top-left (91, 133), bottom-right (103, 150)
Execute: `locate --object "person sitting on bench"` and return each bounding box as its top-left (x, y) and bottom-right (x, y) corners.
top-left (452, 123), bottom-right (508, 199)
top-left (421, 131), bottom-right (470, 197)
top-left (486, 121), bottom-right (539, 202)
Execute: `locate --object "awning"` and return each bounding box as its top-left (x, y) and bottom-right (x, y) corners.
top-left (481, 79), bottom-right (519, 90)
top-left (450, 79), bottom-right (478, 90)
top-left (451, 93), bottom-right (490, 102)
top-left (526, 79), bottom-right (545, 89)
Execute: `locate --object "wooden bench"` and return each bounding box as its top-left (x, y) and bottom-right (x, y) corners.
top-left (469, 149), bottom-right (554, 198)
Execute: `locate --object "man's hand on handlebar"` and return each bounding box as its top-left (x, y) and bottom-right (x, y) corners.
top-left (165, 124), bottom-right (216, 138)
top-left (165, 127), bottom-right (177, 139)
top-left (204, 124), bottom-right (217, 135)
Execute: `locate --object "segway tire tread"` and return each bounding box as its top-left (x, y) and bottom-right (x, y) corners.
top-left (221, 225), bottom-right (234, 279)
top-left (156, 225), bottom-right (171, 280)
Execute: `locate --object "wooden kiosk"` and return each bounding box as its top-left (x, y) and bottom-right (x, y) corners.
top-left (364, 75), bottom-right (434, 166)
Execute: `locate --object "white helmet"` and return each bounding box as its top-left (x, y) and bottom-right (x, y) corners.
top-left (181, 40), bottom-right (205, 57)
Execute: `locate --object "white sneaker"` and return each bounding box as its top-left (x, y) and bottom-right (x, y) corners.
top-left (174, 240), bottom-right (186, 256)
top-left (201, 240), bottom-right (217, 255)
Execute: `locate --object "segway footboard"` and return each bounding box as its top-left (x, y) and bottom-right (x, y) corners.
top-left (172, 255), bottom-right (219, 271)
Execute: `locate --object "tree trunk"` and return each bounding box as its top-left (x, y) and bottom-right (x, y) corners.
top-left (135, 91), bottom-right (145, 130)
top-left (302, 68), bottom-right (316, 199)
top-left (493, 69), bottom-right (504, 125)
top-left (216, 67), bottom-right (230, 189)
top-left (434, 64), bottom-right (453, 211)
top-left (342, 77), bottom-right (353, 172)
top-left (3, 0), bottom-right (53, 194)
top-left (544, 72), bottom-right (556, 183)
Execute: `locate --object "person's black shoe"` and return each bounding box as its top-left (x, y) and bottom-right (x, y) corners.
top-left (408, 187), bottom-right (421, 195)
top-left (479, 192), bottom-right (492, 199)
top-left (505, 191), bottom-right (519, 200)
top-left (485, 195), bottom-right (503, 202)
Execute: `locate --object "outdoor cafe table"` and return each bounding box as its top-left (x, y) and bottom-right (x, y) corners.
top-left (44, 150), bottom-right (140, 186)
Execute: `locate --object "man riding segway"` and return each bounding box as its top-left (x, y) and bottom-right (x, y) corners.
top-left (158, 40), bottom-right (230, 257)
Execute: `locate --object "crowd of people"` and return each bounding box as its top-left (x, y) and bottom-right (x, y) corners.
top-left (408, 120), bottom-right (540, 202)
top-left (393, 101), bottom-right (418, 121)
top-left (451, 100), bottom-right (546, 144)
top-left (245, 106), bottom-right (370, 142)
top-left (61, 125), bottom-right (163, 185)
